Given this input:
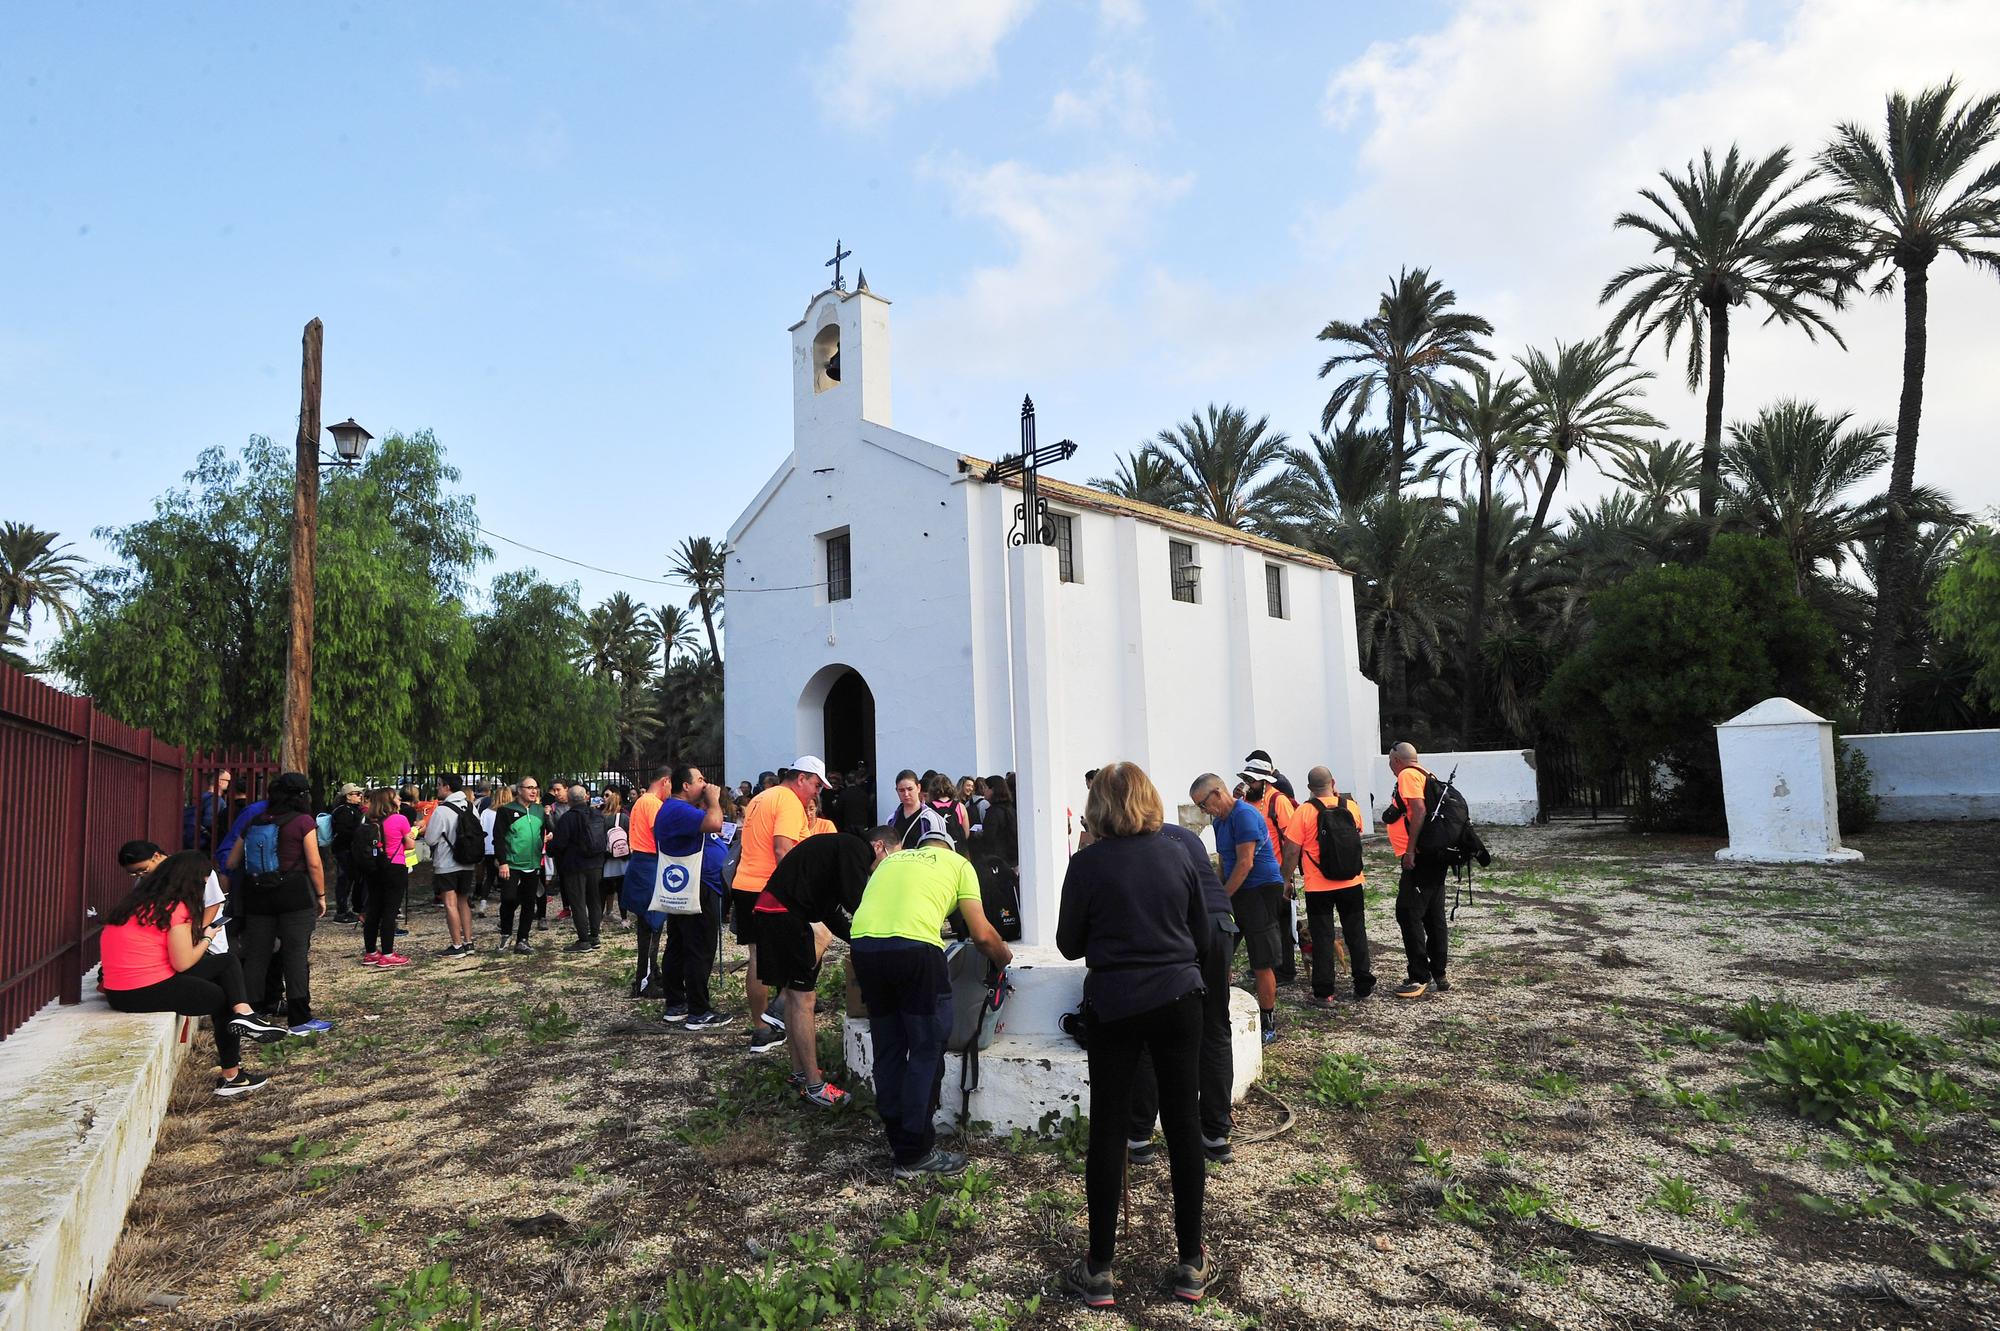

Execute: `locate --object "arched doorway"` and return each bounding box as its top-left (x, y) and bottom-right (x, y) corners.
top-left (797, 665), bottom-right (877, 827)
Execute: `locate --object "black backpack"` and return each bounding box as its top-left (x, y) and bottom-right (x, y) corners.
top-left (446, 802), bottom-right (486, 866)
top-left (352, 817), bottom-right (387, 876)
top-left (580, 809), bottom-right (609, 857)
top-left (1305, 795), bottom-right (1364, 881)
top-left (972, 854), bottom-right (1023, 942)
top-left (1415, 769), bottom-right (1472, 857)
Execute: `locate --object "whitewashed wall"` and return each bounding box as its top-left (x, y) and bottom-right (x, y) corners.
top-left (1846, 730), bottom-right (2000, 821)
top-left (1368, 748), bottom-right (1539, 826)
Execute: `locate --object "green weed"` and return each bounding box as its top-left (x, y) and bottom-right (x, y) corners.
top-left (522, 1001), bottom-right (579, 1044)
top-left (1927, 1236), bottom-right (1998, 1284)
top-left (236, 1270), bottom-right (284, 1303)
top-left (1644, 1175), bottom-right (1704, 1216)
top-left (1437, 1179), bottom-right (1490, 1228)
top-left (1646, 1260), bottom-right (1746, 1309)
top-left (368, 1261), bottom-right (490, 1330)
top-left (1411, 1139), bottom-right (1455, 1176)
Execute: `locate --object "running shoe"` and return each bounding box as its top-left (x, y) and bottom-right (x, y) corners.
top-left (1202, 1136), bottom-right (1234, 1165)
top-left (562, 939), bottom-right (592, 953)
top-left (1302, 994), bottom-right (1340, 1011)
top-left (1172, 1248), bottom-right (1216, 1303)
top-left (893, 1147), bottom-right (969, 1179)
top-left (799, 1081), bottom-right (849, 1109)
top-left (1126, 1139), bottom-right (1158, 1166)
top-left (375, 953), bottom-right (411, 968)
top-left (288, 1018), bottom-right (334, 1036)
top-left (684, 1010), bottom-right (734, 1032)
top-left (1392, 980), bottom-right (1431, 1000)
top-left (214, 1069), bottom-right (270, 1097)
top-left (556, 908), bottom-right (572, 921)
top-left (511, 940), bottom-right (534, 955)
top-left (1432, 976), bottom-right (1452, 994)
top-left (748, 1023), bottom-right (785, 1053)
top-left (760, 1009), bottom-right (787, 1034)
top-left (1261, 1024), bottom-right (1279, 1046)
top-left (1058, 1259), bottom-right (1115, 1309)
top-left (227, 1013), bottom-right (291, 1043)
top-left (362, 952), bottom-right (382, 966)
top-left (662, 1004), bottom-right (690, 1023)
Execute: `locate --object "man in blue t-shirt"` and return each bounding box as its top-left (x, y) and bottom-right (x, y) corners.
top-left (1192, 772), bottom-right (1284, 1043)
top-left (653, 766), bottom-right (730, 1032)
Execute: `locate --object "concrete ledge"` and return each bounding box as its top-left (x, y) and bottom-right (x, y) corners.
top-left (1846, 730), bottom-right (2000, 822)
top-left (0, 975), bottom-right (187, 1331)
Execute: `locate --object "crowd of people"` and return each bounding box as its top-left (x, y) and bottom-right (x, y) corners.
top-left (107, 739), bottom-right (1464, 1308)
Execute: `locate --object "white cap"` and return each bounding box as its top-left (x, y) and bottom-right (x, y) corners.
top-left (789, 755), bottom-right (829, 782)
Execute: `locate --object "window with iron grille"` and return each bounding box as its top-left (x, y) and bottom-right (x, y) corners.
top-left (825, 531), bottom-right (852, 602)
top-left (1050, 511), bottom-right (1077, 583)
top-left (1265, 562), bottom-right (1287, 618)
top-left (1169, 539), bottom-right (1198, 603)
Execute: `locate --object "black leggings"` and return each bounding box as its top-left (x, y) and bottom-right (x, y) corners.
top-left (1085, 989), bottom-right (1206, 1267)
top-left (105, 948), bottom-right (248, 1068)
top-left (499, 871), bottom-right (544, 943)
top-left (365, 863), bottom-right (408, 955)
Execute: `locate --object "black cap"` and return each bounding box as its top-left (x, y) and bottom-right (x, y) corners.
top-left (270, 771), bottom-right (310, 796)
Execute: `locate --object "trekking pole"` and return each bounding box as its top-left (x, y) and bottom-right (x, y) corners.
top-left (1120, 1147), bottom-right (1132, 1245)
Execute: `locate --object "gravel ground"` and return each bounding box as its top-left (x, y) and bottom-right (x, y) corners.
top-left (86, 821), bottom-right (2000, 1331)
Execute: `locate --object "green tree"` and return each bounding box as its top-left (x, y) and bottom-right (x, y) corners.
top-left (1087, 448), bottom-right (1191, 510)
top-left (1273, 427), bottom-right (1398, 547)
top-left (1933, 525), bottom-right (2000, 710)
top-left (1603, 439), bottom-right (1703, 519)
top-left (1818, 80), bottom-right (2000, 728)
top-left (473, 572), bottom-right (617, 778)
top-left (581, 591), bottom-right (654, 684)
top-left (1719, 400), bottom-right (1895, 601)
top-left (1149, 404), bottom-right (1290, 532)
top-left (0, 522), bottom-right (86, 638)
top-left (669, 536), bottom-right (728, 664)
top-left (1601, 145), bottom-right (1849, 518)
top-left (1341, 496), bottom-right (1460, 739)
top-left (1316, 266), bottom-right (1494, 484)
top-left (1515, 336), bottom-right (1664, 555)
top-left (641, 602), bottom-right (698, 677)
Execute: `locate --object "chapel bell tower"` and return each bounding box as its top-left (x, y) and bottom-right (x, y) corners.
top-left (790, 264), bottom-right (892, 439)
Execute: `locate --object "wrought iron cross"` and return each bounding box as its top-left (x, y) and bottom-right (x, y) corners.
top-left (826, 238), bottom-right (852, 292)
top-left (985, 396), bottom-right (1077, 547)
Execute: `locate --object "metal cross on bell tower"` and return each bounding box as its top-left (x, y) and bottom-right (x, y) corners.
top-left (826, 238), bottom-right (852, 292)
top-left (985, 396), bottom-right (1078, 547)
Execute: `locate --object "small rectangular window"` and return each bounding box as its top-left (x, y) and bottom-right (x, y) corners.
top-left (1169, 539), bottom-right (1198, 604)
top-left (1050, 512), bottom-right (1077, 584)
top-left (826, 531), bottom-right (852, 602)
top-left (1265, 563), bottom-right (1287, 619)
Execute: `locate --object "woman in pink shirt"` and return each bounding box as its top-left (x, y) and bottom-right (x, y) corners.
top-left (363, 787), bottom-right (416, 967)
top-left (101, 847), bottom-right (290, 1095)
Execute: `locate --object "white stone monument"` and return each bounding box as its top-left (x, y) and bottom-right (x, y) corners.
top-left (1714, 697), bottom-right (1862, 865)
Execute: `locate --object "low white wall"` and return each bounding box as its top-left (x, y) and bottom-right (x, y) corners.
top-left (1368, 749), bottom-right (1539, 826)
top-left (0, 977), bottom-right (187, 1331)
top-left (1846, 730), bottom-right (2000, 822)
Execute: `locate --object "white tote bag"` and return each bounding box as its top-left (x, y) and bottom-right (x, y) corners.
top-left (650, 849), bottom-right (705, 916)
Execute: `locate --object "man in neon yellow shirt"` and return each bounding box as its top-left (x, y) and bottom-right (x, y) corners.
top-left (849, 830), bottom-right (1012, 1179)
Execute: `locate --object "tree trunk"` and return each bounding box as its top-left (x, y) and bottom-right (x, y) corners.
top-left (1460, 457), bottom-right (1493, 743)
top-left (1523, 455), bottom-right (1565, 556)
top-left (695, 592), bottom-right (720, 665)
top-left (1388, 391), bottom-right (1409, 494)
top-left (1381, 634), bottom-right (1408, 741)
top-left (1862, 263), bottom-right (1928, 732)
top-left (279, 318), bottom-right (323, 775)
top-left (1699, 300), bottom-right (1729, 522)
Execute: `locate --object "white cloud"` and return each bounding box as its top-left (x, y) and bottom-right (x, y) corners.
top-left (1318, 0), bottom-right (2000, 514)
top-left (1098, 0), bottom-right (1144, 28)
top-left (821, 0), bottom-right (1038, 127)
top-left (1048, 58), bottom-right (1160, 137)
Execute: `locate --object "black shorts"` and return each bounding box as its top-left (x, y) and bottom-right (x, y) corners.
top-left (434, 869), bottom-right (473, 894)
top-left (752, 908), bottom-right (820, 993)
top-left (1230, 881), bottom-right (1285, 972)
top-left (731, 890), bottom-right (761, 944)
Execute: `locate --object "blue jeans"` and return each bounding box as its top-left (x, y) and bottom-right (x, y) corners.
top-left (851, 937), bottom-right (952, 1166)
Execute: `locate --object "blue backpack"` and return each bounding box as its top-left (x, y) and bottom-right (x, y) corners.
top-left (244, 820), bottom-right (284, 879)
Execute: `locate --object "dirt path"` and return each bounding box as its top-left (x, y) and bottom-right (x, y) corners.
top-left (89, 824), bottom-right (2000, 1330)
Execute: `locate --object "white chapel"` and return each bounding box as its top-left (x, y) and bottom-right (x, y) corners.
top-left (724, 278), bottom-right (1382, 880)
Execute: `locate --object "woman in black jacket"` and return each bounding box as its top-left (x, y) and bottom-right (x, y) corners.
top-left (1054, 762), bottom-right (1214, 1308)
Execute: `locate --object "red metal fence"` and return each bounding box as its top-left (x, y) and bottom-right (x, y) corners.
top-left (0, 664), bottom-right (187, 1041)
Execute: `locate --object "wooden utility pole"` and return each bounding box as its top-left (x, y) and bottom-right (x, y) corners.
top-left (279, 318), bottom-right (323, 775)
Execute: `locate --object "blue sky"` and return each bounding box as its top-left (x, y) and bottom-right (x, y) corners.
top-left (7, 0), bottom-right (1998, 651)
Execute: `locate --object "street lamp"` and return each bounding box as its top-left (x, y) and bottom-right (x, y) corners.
top-left (325, 417), bottom-right (372, 466)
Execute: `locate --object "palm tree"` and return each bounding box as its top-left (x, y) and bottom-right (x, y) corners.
top-left (1276, 427), bottom-right (1399, 535)
top-left (1515, 337), bottom-right (1665, 554)
top-left (0, 522), bottom-right (86, 637)
top-left (1340, 496), bottom-right (1458, 737)
top-left (610, 675), bottom-right (661, 768)
top-left (1433, 372), bottom-right (1533, 738)
top-left (668, 536), bottom-right (728, 664)
top-left (1149, 404), bottom-right (1290, 531)
top-left (1316, 267), bottom-right (1494, 483)
top-left (1817, 80), bottom-right (2000, 729)
top-left (1603, 439), bottom-right (1703, 518)
top-left (1601, 145), bottom-right (1849, 518)
top-left (1088, 448), bottom-right (1191, 510)
top-left (580, 591), bottom-right (652, 682)
top-left (1719, 400), bottom-right (1893, 600)
top-left (642, 602), bottom-right (698, 677)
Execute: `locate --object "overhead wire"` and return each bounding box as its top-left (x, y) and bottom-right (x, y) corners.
top-left (475, 524), bottom-right (825, 594)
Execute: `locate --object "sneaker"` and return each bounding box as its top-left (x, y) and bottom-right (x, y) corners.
top-left (395, 926), bottom-right (408, 936)
top-left (474, 903), bottom-right (489, 918)
top-left (749, 1023), bottom-right (785, 1053)
top-left (760, 1010), bottom-right (787, 1034)
top-left (1303, 994), bottom-right (1340, 1010)
top-left (1433, 976), bottom-right (1452, 994)
top-left (685, 1010), bottom-right (735, 1032)
top-left (563, 939), bottom-right (592, 953)
top-left (1392, 980), bottom-right (1431, 999)
top-left (512, 940), bottom-right (534, 955)
top-left (800, 1081), bottom-right (849, 1108)
top-left (288, 1018), bottom-right (334, 1036)
top-left (556, 908), bottom-right (572, 921)
top-left (1172, 1247), bottom-right (1216, 1303)
top-left (535, 919), bottom-right (548, 931)
top-left (893, 1147), bottom-right (969, 1179)
top-left (662, 1004), bottom-right (690, 1023)
top-left (1126, 1140), bottom-right (1158, 1166)
top-left (362, 952), bottom-right (382, 966)
top-left (227, 1013), bottom-right (291, 1043)
top-left (375, 953), bottom-right (411, 968)
top-left (1261, 1024), bottom-right (1279, 1046)
top-left (1202, 1137), bottom-right (1234, 1165)
top-left (1059, 1258), bottom-right (1115, 1310)
top-left (436, 944), bottom-right (462, 957)
top-left (1352, 980), bottom-right (1377, 1002)
top-left (334, 911), bottom-right (360, 924)
top-left (640, 977), bottom-right (667, 1000)
top-left (214, 1069), bottom-right (270, 1097)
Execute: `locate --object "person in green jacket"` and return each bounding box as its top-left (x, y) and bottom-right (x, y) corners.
top-left (495, 777), bottom-right (553, 954)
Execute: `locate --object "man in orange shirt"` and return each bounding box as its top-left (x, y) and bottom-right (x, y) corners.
top-left (623, 766), bottom-right (670, 998)
top-left (1284, 766), bottom-right (1375, 1006)
top-left (1239, 758), bottom-right (1299, 984)
top-left (1385, 742), bottom-right (1448, 999)
top-left (733, 756), bottom-right (827, 1052)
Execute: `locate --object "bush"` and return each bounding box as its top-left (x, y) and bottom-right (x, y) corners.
top-left (1835, 738), bottom-right (1879, 835)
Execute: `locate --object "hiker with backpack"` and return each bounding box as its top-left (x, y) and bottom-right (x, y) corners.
top-left (422, 775), bottom-right (482, 957)
top-left (1284, 766), bottom-right (1376, 1004)
top-left (551, 785), bottom-right (610, 952)
top-left (599, 788), bottom-right (631, 931)
top-left (357, 787), bottom-right (415, 968)
top-left (1385, 742), bottom-right (1459, 999)
top-left (226, 771), bottom-right (333, 1033)
top-left (495, 778), bottom-right (552, 954)
top-left (328, 783), bottom-right (366, 922)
